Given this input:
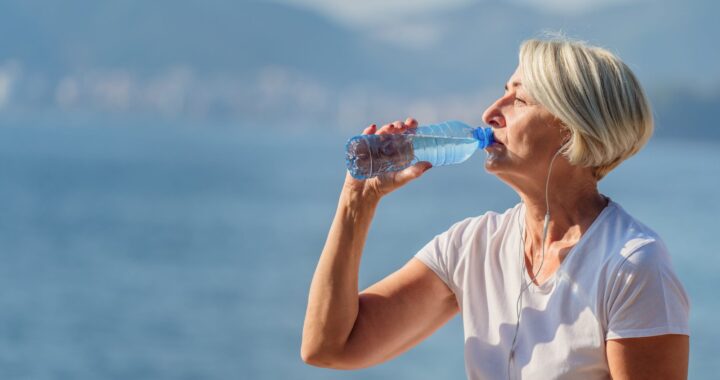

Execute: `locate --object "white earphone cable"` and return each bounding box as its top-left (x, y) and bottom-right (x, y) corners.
top-left (507, 149), bottom-right (562, 380)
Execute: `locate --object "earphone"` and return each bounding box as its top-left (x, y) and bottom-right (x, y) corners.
top-left (506, 148), bottom-right (563, 380)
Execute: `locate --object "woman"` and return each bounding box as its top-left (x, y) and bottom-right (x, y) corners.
top-left (301, 37), bottom-right (690, 379)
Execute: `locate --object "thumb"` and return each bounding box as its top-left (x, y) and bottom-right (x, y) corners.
top-left (394, 161), bottom-right (432, 186)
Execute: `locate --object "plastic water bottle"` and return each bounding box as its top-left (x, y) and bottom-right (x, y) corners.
top-left (345, 120), bottom-right (494, 179)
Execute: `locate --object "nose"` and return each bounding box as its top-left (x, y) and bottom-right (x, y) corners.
top-left (482, 96), bottom-right (506, 128)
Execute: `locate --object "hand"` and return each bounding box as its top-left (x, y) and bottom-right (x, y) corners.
top-left (343, 117), bottom-right (432, 200)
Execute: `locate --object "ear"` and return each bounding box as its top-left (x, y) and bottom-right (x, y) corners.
top-left (562, 130), bottom-right (571, 144)
top-left (559, 127), bottom-right (572, 153)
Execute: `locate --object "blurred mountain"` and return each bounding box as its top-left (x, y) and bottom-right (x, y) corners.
top-left (0, 0), bottom-right (717, 137)
top-left (0, 1), bottom-right (365, 82)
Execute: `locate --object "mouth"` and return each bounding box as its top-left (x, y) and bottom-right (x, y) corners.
top-left (484, 137), bottom-right (504, 151)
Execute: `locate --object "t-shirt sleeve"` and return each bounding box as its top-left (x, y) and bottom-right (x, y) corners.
top-left (605, 239), bottom-right (690, 340)
top-left (414, 217), bottom-right (478, 295)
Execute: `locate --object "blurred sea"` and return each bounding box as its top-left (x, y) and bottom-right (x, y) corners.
top-left (0, 123), bottom-right (717, 379)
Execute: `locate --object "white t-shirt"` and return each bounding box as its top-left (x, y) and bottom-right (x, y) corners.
top-left (415, 200), bottom-right (690, 380)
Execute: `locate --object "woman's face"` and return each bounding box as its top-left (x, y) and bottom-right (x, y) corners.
top-left (481, 66), bottom-right (567, 185)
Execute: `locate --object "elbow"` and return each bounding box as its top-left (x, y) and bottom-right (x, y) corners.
top-left (301, 344), bottom-right (338, 368)
top-left (300, 342), bottom-right (363, 369)
top-left (300, 345), bottom-right (331, 367)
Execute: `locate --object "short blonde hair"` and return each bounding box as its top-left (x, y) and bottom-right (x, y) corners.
top-left (519, 37), bottom-right (653, 180)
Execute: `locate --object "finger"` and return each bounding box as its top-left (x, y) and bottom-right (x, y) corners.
top-left (405, 117), bottom-right (418, 129)
top-left (380, 121), bottom-right (403, 135)
top-left (362, 124), bottom-right (377, 135)
top-left (376, 122), bottom-right (394, 135)
top-left (394, 161), bottom-right (432, 186)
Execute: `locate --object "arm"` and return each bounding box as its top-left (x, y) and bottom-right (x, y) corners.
top-left (301, 119), bottom-right (458, 369)
top-left (605, 241), bottom-right (690, 379)
top-left (607, 334), bottom-right (689, 380)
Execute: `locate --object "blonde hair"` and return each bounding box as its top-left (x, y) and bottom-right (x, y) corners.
top-left (519, 37), bottom-right (653, 180)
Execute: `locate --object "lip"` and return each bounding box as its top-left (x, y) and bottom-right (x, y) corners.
top-left (484, 142), bottom-right (503, 152)
top-left (484, 135), bottom-right (505, 150)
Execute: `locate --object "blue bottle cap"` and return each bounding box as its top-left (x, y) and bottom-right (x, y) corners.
top-left (472, 127), bottom-right (495, 148)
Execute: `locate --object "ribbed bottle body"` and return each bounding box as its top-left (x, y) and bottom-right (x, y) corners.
top-left (345, 121), bottom-right (493, 179)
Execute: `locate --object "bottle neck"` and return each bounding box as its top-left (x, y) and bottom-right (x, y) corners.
top-left (472, 127), bottom-right (494, 148)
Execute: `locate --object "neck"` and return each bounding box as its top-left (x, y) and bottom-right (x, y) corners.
top-left (518, 165), bottom-right (607, 249)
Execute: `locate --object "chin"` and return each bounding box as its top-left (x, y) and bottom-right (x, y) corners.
top-left (484, 155), bottom-right (520, 183)
top-left (484, 152), bottom-right (506, 171)
top-left (483, 161), bottom-right (506, 179)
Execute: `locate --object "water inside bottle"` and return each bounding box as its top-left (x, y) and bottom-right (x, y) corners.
top-left (346, 134), bottom-right (415, 179)
top-left (345, 134), bottom-right (479, 179)
top-left (411, 136), bottom-right (479, 166)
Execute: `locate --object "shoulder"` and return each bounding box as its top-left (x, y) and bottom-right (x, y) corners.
top-left (594, 201), bottom-right (669, 267)
top-left (588, 201), bottom-right (683, 301)
top-left (440, 202), bottom-right (523, 244)
top-left (415, 203), bottom-right (522, 263)
top-left (596, 202), bottom-right (690, 338)
top-left (415, 203), bottom-right (523, 295)
top-left (426, 202), bottom-right (524, 267)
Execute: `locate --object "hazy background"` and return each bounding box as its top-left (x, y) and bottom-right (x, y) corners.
top-left (0, 0), bottom-right (718, 379)
top-left (1, 0), bottom-right (719, 135)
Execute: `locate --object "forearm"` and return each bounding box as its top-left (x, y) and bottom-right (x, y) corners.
top-left (302, 186), bottom-right (380, 362)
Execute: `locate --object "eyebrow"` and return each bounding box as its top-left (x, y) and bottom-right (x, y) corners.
top-left (504, 81), bottom-right (522, 91)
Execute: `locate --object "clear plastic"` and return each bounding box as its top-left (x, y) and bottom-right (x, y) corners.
top-left (345, 120), bottom-right (494, 179)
